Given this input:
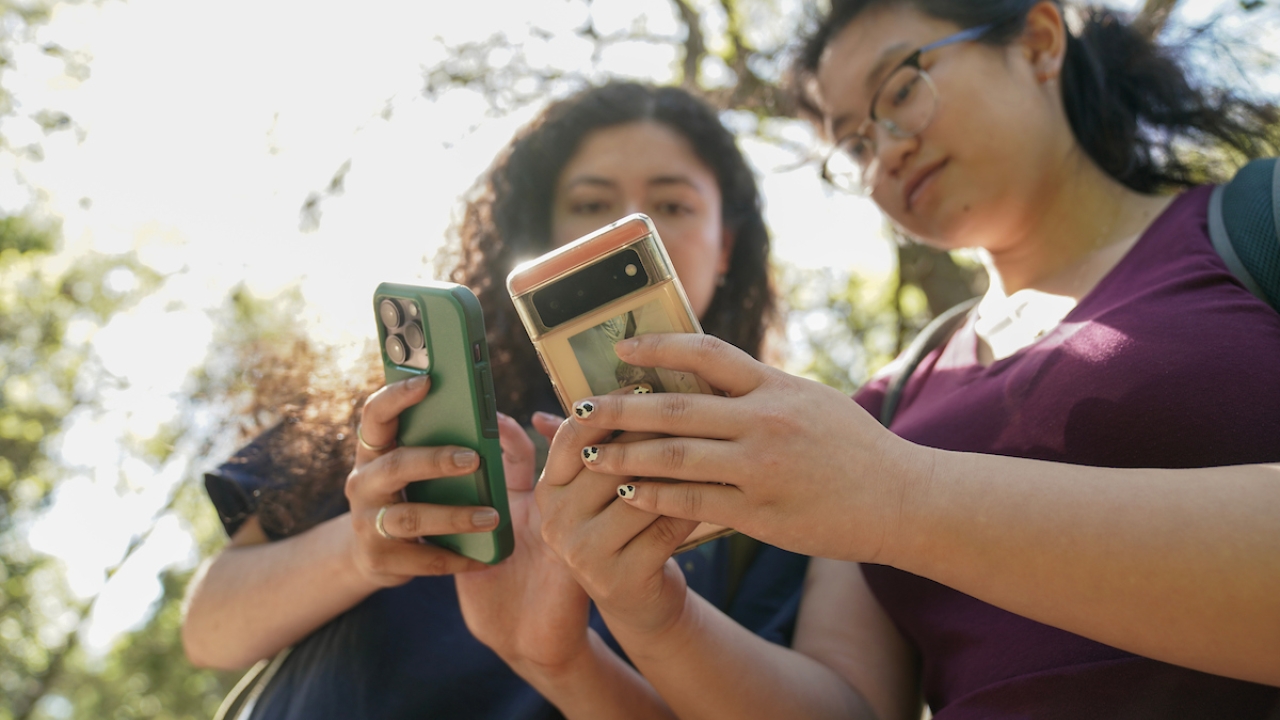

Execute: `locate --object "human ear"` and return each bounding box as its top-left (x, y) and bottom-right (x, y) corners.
top-left (1021, 0), bottom-right (1068, 83)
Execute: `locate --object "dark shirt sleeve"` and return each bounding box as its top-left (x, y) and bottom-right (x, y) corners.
top-left (204, 424), bottom-right (350, 541)
top-left (204, 466), bottom-right (262, 539)
top-left (205, 426), bottom-right (286, 538)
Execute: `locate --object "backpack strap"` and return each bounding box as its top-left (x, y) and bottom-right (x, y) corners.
top-left (1209, 179), bottom-right (1268, 302)
top-left (879, 296), bottom-right (979, 428)
top-left (1208, 157), bottom-right (1280, 311)
top-left (214, 647), bottom-right (292, 720)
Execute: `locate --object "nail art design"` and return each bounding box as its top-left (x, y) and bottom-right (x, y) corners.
top-left (573, 400), bottom-right (595, 419)
top-left (582, 446), bottom-right (600, 463)
top-left (633, 384), bottom-right (653, 394)
top-left (617, 484), bottom-right (636, 500)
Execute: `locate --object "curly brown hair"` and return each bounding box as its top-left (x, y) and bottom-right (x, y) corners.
top-left (236, 82), bottom-right (776, 537)
top-left (440, 81), bottom-right (776, 424)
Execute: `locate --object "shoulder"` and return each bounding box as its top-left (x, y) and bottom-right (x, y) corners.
top-left (1066, 185), bottom-right (1280, 394)
top-left (1083, 185), bottom-right (1279, 341)
top-left (205, 422), bottom-right (351, 539)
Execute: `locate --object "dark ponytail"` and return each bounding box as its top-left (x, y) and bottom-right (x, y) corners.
top-left (791, 0), bottom-right (1279, 192)
top-left (1059, 6), bottom-right (1276, 191)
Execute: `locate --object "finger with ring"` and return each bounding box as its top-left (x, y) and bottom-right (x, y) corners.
top-left (358, 424), bottom-right (395, 453)
top-left (375, 504), bottom-right (398, 540)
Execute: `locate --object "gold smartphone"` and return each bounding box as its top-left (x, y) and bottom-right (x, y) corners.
top-left (507, 213), bottom-right (733, 553)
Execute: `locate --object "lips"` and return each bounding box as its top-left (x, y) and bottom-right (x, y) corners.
top-left (904, 158), bottom-right (948, 212)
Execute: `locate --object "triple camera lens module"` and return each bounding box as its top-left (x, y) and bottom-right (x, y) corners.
top-left (379, 297), bottom-right (430, 370)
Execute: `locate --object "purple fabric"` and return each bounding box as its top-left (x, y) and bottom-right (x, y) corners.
top-left (854, 186), bottom-right (1280, 719)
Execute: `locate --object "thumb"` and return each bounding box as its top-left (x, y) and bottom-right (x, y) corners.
top-left (497, 413), bottom-right (536, 492)
top-left (531, 411), bottom-right (564, 443)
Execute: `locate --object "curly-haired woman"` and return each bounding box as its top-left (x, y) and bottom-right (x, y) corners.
top-left (182, 82), bottom-right (808, 719)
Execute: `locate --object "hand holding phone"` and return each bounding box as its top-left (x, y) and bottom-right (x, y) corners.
top-left (506, 214), bottom-right (732, 553)
top-left (374, 281), bottom-right (513, 564)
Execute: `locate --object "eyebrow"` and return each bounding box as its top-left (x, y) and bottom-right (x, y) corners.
top-left (563, 176), bottom-right (616, 190)
top-left (562, 175), bottom-right (702, 192)
top-left (866, 41), bottom-right (912, 92)
top-left (648, 175), bottom-right (701, 192)
top-left (829, 40), bottom-right (912, 137)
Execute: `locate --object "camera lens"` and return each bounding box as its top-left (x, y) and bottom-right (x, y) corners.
top-left (385, 334), bottom-right (408, 365)
top-left (531, 248), bottom-right (647, 329)
top-left (403, 322), bottom-right (425, 350)
top-left (379, 299), bottom-right (403, 330)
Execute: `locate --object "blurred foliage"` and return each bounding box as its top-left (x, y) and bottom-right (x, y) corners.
top-left (0, 221), bottom-right (167, 717)
top-left (44, 568), bottom-right (237, 720)
top-left (1, 0), bottom-right (1277, 718)
top-left (4, 278), bottom-right (330, 719)
top-left (779, 263), bottom-right (903, 395)
top-left (0, 1), bottom-right (239, 717)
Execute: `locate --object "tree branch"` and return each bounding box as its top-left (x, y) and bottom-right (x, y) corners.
top-left (1135, 0), bottom-right (1179, 38)
top-left (671, 0), bottom-right (705, 89)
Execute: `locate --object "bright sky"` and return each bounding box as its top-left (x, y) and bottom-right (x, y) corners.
top-left (10, 0), bottom-right (1275, 656)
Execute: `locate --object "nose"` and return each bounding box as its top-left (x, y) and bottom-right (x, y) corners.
top-left (868, 125), bottom-right (918, 190)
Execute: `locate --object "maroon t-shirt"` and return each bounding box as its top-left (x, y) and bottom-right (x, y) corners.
top-left (854, 186), bottom-right (1280, 719)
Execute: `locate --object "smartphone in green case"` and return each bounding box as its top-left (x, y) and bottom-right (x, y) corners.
top-left (374, 281), bottom-right (513, 564)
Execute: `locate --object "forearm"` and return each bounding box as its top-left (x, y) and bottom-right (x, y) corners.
top-left (182, 514), bottom-right (378, 669)
top-left (890, 451), bottom-right (1280, 685)
top-left (607, 591), bottom-right (875, 720)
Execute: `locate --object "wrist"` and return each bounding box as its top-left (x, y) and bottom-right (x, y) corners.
top-left (872, 436), bottom-right (941, 568)
top-left (506, 628), bottom-right (600, 686)
top-left (328, 513), bottom-right (389, 594)
top-left (600, 580), bottom-right (695, 667)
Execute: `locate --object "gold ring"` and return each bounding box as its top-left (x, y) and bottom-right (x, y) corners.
top-left (357, 424), bottom-right (395, 453)
top-left (375, 504), bottom-right (395, 540)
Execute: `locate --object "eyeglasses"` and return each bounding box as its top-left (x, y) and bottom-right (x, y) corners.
top-left (821, 23), bottom-right (993, 196)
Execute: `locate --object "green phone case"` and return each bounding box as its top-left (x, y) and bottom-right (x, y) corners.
top-left (374, 281), bottom-right (513, 564)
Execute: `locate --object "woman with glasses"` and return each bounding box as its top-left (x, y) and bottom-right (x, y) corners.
top-left (517, 1), bottom-right (1280, 718)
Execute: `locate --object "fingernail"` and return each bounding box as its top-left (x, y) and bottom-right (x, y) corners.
top-left (453, 449), bottom-right (478, 467)
top-left (533, 411), bottom-right (564, 424)
top-left (472, 508), bottom-right (499, 528)
top-left (407, 374), bottom-right (428, 390)
top-left (617, 484), bottom-right (636, 500)
top-left (632, 383), bottom-right (653, 394)
top-left (615, 338), bottom-right (638, 357)
top-left (573, 400), bottom-right (595, 419)
top-left (582, 446), bottom-right (600, 463)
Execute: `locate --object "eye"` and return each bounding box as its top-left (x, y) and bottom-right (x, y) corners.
top-left (841, 134), bottom-right (873, 162)
top-left (888, 72), bottom-right (921, 108)
top-left (570, 200), bottom-right (610, 215)
top-left (653, 201), bottom-right (691, 217)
